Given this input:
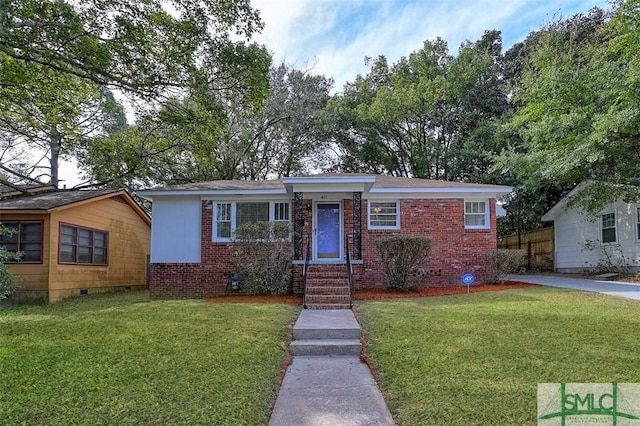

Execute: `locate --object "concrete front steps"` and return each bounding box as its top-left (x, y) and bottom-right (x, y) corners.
top-left (290, 309), bottom-right (362, 356)
top-left (304, 264), bottom-right (352, 309)
top-left (270, 309), bottom-right (395, 425)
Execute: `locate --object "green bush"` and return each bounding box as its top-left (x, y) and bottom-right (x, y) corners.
top-left (228, 221), bottom-right (292, 295)
top-left (375, 236), bottom-right (432, 291)
top-left (485, 249), bottom-right (526, 283)
top-left (0, 263), bottom-right (21, 300)
top-left (0, 224), bottom-right (21, 300)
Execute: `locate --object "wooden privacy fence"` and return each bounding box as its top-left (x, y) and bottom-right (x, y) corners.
top-left (498, 227), bottom-right (554, 271)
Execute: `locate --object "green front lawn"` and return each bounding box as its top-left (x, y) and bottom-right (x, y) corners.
top-left (0, 291), bottom-right (299, 425)
top-left (356, 286), bottom-right (640, 425)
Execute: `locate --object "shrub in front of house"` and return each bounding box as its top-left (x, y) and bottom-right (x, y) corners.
top-left (0, 262), bottom-right (21, 300)
top-left (485, 249), bottom-right (526, 283)
top-left (228, 221), bottom-right (292, 295)
top-left (0, 224), bottom-right (22, 300)
top-left (375, 236), bottom-right (432, 291)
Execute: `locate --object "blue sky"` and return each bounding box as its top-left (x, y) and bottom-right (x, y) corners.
top-left (250, 0), bottom-right (611, 91)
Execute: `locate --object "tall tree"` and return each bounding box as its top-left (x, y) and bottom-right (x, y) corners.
top-left (0, 58), bottom-right (125, 187)
top-left (498, 4), bottom-right (639, 214)
top-left (78, 63), bottom-right (333, 188)
top-left (329, 32), bottom-right (509, 181)
top-left (0, 0), bottom-right (265, 99)
top-left (0, 0), bottom-right (270, 187)
top-left (246, 63), bottom-right (333, 179)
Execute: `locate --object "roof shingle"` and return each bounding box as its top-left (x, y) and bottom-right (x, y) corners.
top-left (0, 189), bottom-right (116, 210)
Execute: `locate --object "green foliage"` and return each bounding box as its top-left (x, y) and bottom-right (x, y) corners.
top-left (0, 291), bottom-right (298, 424)
top-left (485, 249), bottom-right (526, 283)
top-left (0, 62), bottom-right (126, 186)
top-left (375, 236), bottom-right (432, 291)
top-left (78, 62), bottom-right (331, 189)
top-left (498, 4), bottom-right (640, 214)
top-left (77, 97), bottom-right (230, 189)
top-left (229, 222), bottom-right (293, 295)
top-left (0, 264), bottom-right (21, 300)
top-left (0, 0), bottom-right (265, 99)
top-left (357, 287), bottom-right (640, 424)
top-left (497, 184), bottom-right (566, 237)
top-left (0, 0), bottom-right (270, 187)
top-left (330, 31), bottom-right (509, 182)
top-left (0, 224), bottom-right (22, 300)
top-left (255, 63), bottom-right (334, 178)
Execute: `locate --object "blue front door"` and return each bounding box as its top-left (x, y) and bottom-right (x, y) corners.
top-left (315, 202), bottom-right (342, 260)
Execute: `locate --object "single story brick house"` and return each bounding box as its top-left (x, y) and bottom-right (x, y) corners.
top-left (0, 186), bottom-right (151, 302)
top-left (138, 174), bottom-right (511, 301)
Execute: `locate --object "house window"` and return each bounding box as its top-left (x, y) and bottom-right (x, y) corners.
top-left (0, 221), bottom-right (43, 262)
top-left (273, 202), bottom-right (291, 239)
top-left (215, 203), bottom-right (232, 239)
top-left (59, 224), bottom-right (108, 265)
top-left (601, 213), bottom-right (616, 243)
top-left (465, 201), bottom-right (489, 229)
top-left (368, 201), bottom-right (400, 229)
top-left (274, 202), bottom-right (290, 222)
top-left (213, 201), bottom-right (291, 241)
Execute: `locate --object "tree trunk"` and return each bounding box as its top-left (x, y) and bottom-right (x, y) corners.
top-left (50, 132), bottom-right (61, 188)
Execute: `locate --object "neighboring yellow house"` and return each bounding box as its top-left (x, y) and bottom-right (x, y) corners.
top-left (0, 186), bottom-right (151, 303)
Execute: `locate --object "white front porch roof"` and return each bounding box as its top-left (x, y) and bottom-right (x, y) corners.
top-left (282, 175), bottom-right (376, 194)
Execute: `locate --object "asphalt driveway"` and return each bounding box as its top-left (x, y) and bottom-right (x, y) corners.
top-left (508, 274), bottom-right (640, 301)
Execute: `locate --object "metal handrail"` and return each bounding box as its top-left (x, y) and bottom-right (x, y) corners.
top-left (345, 235), bottom-right (353, 308)
top-left (302, 235), bottom-right (311, 309)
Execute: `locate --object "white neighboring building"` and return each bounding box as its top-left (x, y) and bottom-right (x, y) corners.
top-left (542, 186), bottom-right (640, 273)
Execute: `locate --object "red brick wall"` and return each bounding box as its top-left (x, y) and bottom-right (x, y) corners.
top-left (354, 198), bottom-right (497, 289)
top-left (150, 197), bottom-right (498, 298)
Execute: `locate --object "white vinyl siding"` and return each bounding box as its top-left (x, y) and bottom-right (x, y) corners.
top-left (465, 201), bottom-right (489, 229)
top-left (368, 201), bottom-right (400, 229)
top-left (552, 201), bottom-right (640, 272)
top-left (636, 207), bottom-right (640, 241)
top-left (214, 201), bottom-right (290, 242)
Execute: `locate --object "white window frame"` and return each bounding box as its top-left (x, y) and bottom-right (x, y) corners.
top-left (601, 212), bottom-right (616, 244)
top-left (464, 200), bottom-right (490, 229)
top-left (213, 201), bottom-right (291, 242)
top-left (214, 202), bottom-right (232, 240)
top-left (273, 201), bottom-right (290, 223)
top-left (368, 200), bottom-right (400, 230)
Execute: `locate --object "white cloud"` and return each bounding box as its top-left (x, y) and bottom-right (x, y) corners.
top-left (250, 0), bottom-right (609, 91)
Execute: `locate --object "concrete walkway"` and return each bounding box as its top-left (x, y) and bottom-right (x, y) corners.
top-left (508, 274), bottom-right (640, 301)
top-left (269, 310), bottom-right (395, 426)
